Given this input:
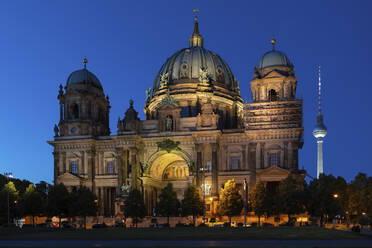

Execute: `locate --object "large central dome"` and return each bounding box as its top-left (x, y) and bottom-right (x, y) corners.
top-left (145, 17), bottom-right (243, 129)
top-left (152, 46), bottom-right (237, 92)
top-left (149, 18), bottom-right (241, 102)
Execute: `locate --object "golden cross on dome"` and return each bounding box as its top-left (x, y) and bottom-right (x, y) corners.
top-left (193, 8), bottom-right (199, 21)
top-left (83, 58), bottom-right (88, 69)
top-left (271, 38), bottom-right (276, 50)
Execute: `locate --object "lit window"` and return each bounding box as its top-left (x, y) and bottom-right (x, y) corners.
top-left (71, 161), bottom-right (77, 174)
top-left (107, 161), bottom-right (114, 174)
top-left (231, 157), bottom-right (239, 170)
top-left (269, 153), bottom-right (278, 167)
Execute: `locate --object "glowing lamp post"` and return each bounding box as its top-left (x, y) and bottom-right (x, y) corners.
top-left (243, 178), bottom-right (248, 227)
top-left (4, 172), bottom-right (13, 225)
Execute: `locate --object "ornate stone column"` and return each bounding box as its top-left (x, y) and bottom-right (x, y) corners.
top-left (288, 142), bottom-right (293, 169)
top-left (211, 144), bottom-right (218, 196)
top-left (195, 144), bottom-right (202, 186)
top-left (256, 143), bottom-right (261, 169)
top-left (83, 151), bottom-right (88, 176)
top-left (123, 149), bottom-right (128, 182)
top-left (242, 145), bottom-right (247, 170)
top-left (53, 152), bottom-right (59, 181)
top-left (115, 148), bottom-right (124, 195)
top-left (129, 148), bottom-right (137, 189)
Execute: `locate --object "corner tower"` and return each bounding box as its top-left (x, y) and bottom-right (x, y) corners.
top-left (313, 66), bottom-right (327, 179)
top-left (55, 59), bottom-right (110, 137)
top-left (245, 39), bottom-right (303, 171)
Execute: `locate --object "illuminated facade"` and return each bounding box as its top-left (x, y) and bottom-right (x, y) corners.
top-left (48, 17), bottom-right (304, 216)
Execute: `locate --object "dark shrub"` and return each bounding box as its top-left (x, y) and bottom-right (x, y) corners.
top-left (198, 223), bottom-right (207, 227)
top-left (237, 222), bottom-right (244, 227)
top-left (351, 225), bottom-right (361, 233)
top-left (250, 222), bottom-right (257, 227)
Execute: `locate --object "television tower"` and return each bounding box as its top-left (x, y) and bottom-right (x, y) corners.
top-left (313, 66), bottom-right (327, 179)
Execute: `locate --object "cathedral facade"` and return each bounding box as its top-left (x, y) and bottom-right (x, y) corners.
top-left (48, 18), bottom-right (304, 217)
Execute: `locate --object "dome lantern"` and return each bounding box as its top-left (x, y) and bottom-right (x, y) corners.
top-left (189, 9), bottom-right (203, 48)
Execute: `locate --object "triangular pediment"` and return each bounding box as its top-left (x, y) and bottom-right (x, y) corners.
top-left (263, 70), bottom-right (286, 78)
top-left (57, 172), bottom-right (83, 182)
top-left (159, 103), bottom-right (179, 110)
top-left (257, 166), bottom-right (290, 176)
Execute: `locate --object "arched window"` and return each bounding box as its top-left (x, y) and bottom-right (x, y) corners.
top-left (268, 89), bottom-right (278, 101)
top-left (72, 104), bottom-right (79, 119)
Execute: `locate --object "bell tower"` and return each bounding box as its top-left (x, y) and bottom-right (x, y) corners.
top-left (245, 40), bottom-right (303, 170)
top-left (55, 59), bottom-right (110, 137)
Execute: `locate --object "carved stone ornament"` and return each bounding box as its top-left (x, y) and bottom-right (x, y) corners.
top-left (159, 73), bottom-right (169, 88)
top-left (196, 102), bottom-right (218, 129)
top-left (117, 117), bottom-right (123, 132)
top-left (199, 67), bottom-right (210, 84)
top-left (54, 124), bottom-right (59, 137)
top-left (159, 89), bottom-right (178, 107)
top-left (156, 138), bottom-right (181, 153)
top-left (145, 87), bottom-right (152, 101)
top-left (140, 162), bottom-right (149, 173)
top-left (234, 78), bottom-right (240, 92)
top-left (120, 183), bottom-right (131, 197)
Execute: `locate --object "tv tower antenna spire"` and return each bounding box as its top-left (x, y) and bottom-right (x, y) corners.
top-left (313, 65), bottom-right (327, 179)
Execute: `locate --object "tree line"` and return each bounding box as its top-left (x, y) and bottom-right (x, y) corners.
top-left (125, 173), bottom-right (372, 227)
top-left (1, 172), bottom-right (372, 228)
top-left (0, 177), bottom-right (97, 228)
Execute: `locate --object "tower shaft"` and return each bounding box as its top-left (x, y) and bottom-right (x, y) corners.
top-left (316, 138), bottom-right (324, 179)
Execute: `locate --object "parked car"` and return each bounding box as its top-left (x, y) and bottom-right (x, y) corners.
top-left (206, 218), bottom-right (224, 227)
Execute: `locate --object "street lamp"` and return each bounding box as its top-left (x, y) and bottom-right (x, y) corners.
top-left (4, 172), bottom-right (13, 225)
top-left (94, 199), bottom-right (99, 224)
top-left (333, 194), bottom-right (339, 198)
top-left (243, 178), bottom-right (248, 227)
top-left (199, 167), bottom-right (206, 223)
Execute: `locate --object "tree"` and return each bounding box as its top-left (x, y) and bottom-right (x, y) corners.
top-left (124, 189), bottom-right (146, 227)
top-left (0, 182), bottom-right (19, 224)
top-left (181, 184), bottom-right (203, 226)
top-left (19, 184), bottom-right (44, 226)
top-left (249, 181), bottom-right (268, 226)
top-left (279, 175), bottom-right (305, 224)
top-left (35, 181), bottom-right (51, 217)
top-left (347, 173), bottom-right (372, 225)
top-left (218, 179), bottom-right (243, 224)
top-left (156, 183), bottom-right (180, 225)
top-left (74, 186), bottom-right (97, 229)
top-left (46, 183), bottom-right (70, 228)
top-left (306, 174), bottom-right (345, 226)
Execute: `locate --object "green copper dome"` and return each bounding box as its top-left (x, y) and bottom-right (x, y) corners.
top-left (66, 68), bottom-right (103, 90)
top-left (258, 50), bottom-right (292, 69)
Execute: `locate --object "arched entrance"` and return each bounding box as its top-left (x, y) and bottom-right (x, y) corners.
top-left (142, 150), bottom-right (193, 215)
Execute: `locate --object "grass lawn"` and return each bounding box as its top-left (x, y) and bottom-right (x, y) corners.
top-left (0, 226), bottom-right (370, 241)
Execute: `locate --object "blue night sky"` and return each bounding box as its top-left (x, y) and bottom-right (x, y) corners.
top-left (0, 0), bottom-right (371, 183)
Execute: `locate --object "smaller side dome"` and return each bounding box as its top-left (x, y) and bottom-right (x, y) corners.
top-left (66, 68), bottom-right (103, 90)
top-left (258, 50), bottom-right (291, 69)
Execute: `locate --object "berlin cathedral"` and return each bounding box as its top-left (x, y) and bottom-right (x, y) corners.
top-left (48, 16), bottom-right (304, 217)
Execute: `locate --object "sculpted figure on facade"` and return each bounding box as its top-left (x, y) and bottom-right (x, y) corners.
top-left (159, 73), bottom-right (169, 88)
top-left (199, 66), bottom-right (210, 85)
